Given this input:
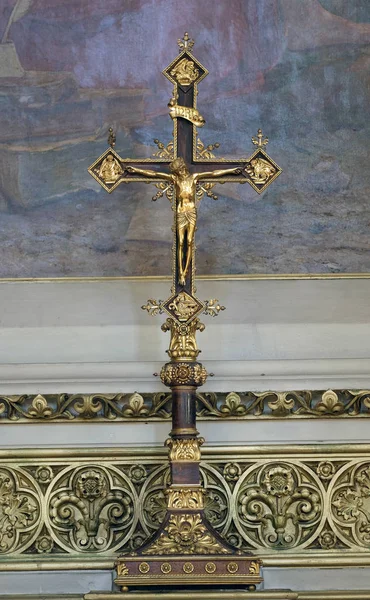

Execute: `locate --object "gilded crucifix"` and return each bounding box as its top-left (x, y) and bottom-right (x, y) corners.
top-left (127, 158), bottom-right (242, 285)
top-left (89, 31), bottom-right (281, 300)
top-left (88, 32), bottom-right (281, 590)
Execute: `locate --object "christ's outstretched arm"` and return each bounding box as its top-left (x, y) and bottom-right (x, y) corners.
top-left (126, 166), bottom-right (173, 182)
top-left (194, 167), bottom-right (242, 180)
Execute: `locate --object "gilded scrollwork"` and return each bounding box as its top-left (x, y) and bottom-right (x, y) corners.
top-left (316, 390), bottom-right (345, 414)
top-left (168, 96), bottom-right (205, 127)
top-left (46, 465), bottom-right (136, 553)
top-left (196, 181), bottom-right (218, 201)
top-left (204, 489), bottom-right (228, 528)
top-left (2, 390), bottom-right (370, 422)
top-left (28, 394), bottom-right (53, 418)
top-left (235, 462), bottom-right (324, 550)
top-left (194, 137), bottom-right (219, 201)
top-left (152, 138), bottom-right (174, 159)
top-left (121, 393), bottom-right (150, 418)
top-left (3, 450), bottom-right (370, 562)
top-left (195, 137), bottom-right (220, 160)
top-left (330, 462), bottom-right (370, 548)
top-left (0, 468), bottom-right (41, 554)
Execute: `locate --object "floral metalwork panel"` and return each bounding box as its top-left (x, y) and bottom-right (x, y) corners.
top-left (1, 390), bottom-right (370, 422)
top-left (1, 445), bottom-right (370, 566)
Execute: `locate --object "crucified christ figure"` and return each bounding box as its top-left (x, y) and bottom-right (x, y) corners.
top-left (127, 157), bottom-right (241, 286)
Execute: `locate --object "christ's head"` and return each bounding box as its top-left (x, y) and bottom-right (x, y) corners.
top-left (170, 157), bottom-right (189, 177)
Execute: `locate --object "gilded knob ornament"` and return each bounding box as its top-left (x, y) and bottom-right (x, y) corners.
top-left (139, 562), bottom-right (150, 574)
top-left (227, 562), bottom-right (239, 574)
top-left (205, 561), bottom-right (216, 574)
top-left (160, 362), bottom-right (207, 387)
top-left (161, 562), bottom-right (172, 574)
top-left (183, 561), bottom-right (194, 573)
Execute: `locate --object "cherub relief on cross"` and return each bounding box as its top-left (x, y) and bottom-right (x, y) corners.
top-left (89, 32), bottom-right (281, 331)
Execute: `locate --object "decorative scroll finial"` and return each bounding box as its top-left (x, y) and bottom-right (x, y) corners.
top-left (178, 32), bottom-right (195, 53)
top-left (251, 128), bottom-right (268, 148)
top-left (108, 127), bottom-right (116, 148)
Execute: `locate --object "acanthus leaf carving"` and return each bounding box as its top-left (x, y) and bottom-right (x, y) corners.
top-left (142, 513), bottom-right (231, 556)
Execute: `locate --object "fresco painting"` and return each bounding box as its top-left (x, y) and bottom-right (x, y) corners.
top-left (0, 0), bottom-right (370, 277)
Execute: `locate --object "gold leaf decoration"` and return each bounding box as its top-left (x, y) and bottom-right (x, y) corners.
top-left (28, 395), bottom-right (53, 419)
top-left (142, 513), bottom-right (231, 556)
top-left (1, 390), bottom-right (370, 422)
top-left (122, 393), bottom-right (149, 418)
top-left (316, 390), bottom-right (345, 414)
top-left (0, 450), bottom-right (368, 560)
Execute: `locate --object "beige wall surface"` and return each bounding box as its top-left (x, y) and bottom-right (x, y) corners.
top-left (0, 277), bottom-right (370, 392)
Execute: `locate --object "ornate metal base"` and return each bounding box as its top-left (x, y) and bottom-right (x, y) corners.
top-left (114, 370), bottom-right (263, 591)
top-left (115, 555), bottom-right (261, 590)
top-left (115, 508), bottom-right (261, 590)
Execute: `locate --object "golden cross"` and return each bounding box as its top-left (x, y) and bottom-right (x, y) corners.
top-left (88, 32), bottom-right (281, 325)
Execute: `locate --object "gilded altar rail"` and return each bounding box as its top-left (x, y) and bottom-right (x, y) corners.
top-left (1, 390), bottom-right (370, 422)
top-left (1, 445), bottom-right (370, 570)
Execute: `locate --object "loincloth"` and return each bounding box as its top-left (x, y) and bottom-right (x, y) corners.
top-left (177, 207), bottom-right (197, 229)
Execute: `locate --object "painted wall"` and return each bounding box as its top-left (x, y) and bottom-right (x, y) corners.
top-left (0, 0), bottom-right (370, 276)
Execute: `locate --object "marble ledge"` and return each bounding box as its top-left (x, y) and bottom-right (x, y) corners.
top-left (1, 358), bottom-right (370, 394)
